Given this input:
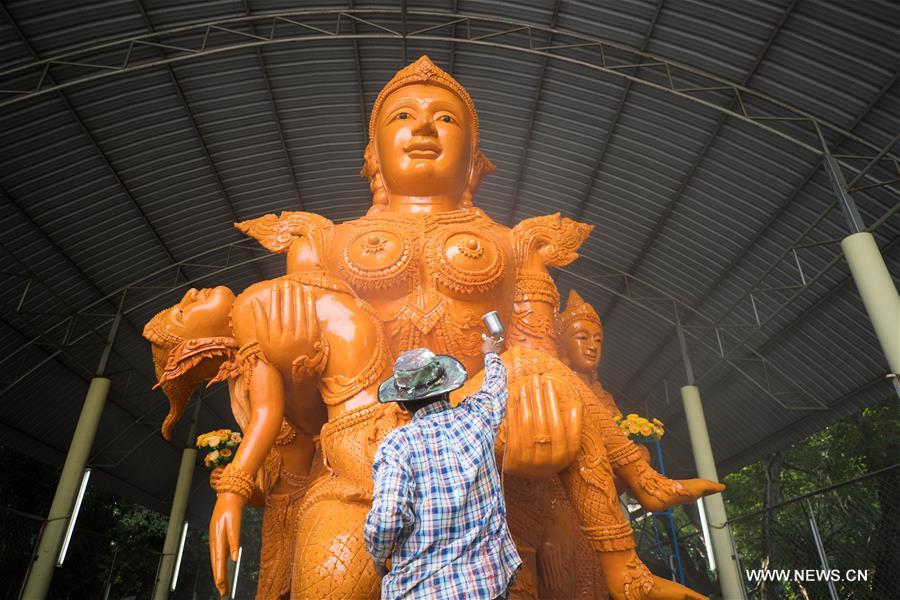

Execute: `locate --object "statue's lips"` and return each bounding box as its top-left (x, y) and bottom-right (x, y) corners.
top-left (404, 140), bottom-right (441, 159)
top-left (407, 150), bottom-right (439, 159)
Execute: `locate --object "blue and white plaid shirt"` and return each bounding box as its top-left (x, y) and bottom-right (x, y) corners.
top-left (365, 352), bottom-right (521, 599)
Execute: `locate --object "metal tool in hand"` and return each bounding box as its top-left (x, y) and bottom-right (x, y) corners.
top-left (481, 310), bottom-right (505, 342)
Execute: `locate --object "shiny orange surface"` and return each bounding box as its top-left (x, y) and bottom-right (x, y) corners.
top-left (144, 56), bottom-right (723, 600)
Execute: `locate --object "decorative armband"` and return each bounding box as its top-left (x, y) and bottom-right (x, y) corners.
top-left (513, 271), bottom-right (561, 310)
top-left (214, 463), bottom-right (256, 500)
top-left (210, 341), bottom-right (264, 386)
top-left (607, 441), bottom-right (642, 468)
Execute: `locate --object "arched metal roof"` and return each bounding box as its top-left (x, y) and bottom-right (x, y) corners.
top-left (1, 0), bottom-right (897, 520)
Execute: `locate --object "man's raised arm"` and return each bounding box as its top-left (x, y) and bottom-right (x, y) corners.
top-left (466, 338), bottom-right (508, 431)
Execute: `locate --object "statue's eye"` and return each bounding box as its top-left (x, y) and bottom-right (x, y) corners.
top-left (440, 115), bottom-right (453, 123)
top-left (397, 112), bottom-right (409, 120)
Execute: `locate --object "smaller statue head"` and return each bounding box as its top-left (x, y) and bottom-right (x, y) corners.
top-left (143, 286), bottom-right (236, 439)
top-left (559, 290), bottom-right (604, 376)
top-left (361, 55), bottom-right (495, 210)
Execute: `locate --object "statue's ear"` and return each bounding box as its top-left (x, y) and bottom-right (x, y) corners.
top-left (463, 150), bottom-right (495, 208)
top-left (362, 141), bottom-right (388, 207)
top-left (468, 150), bottom-right (495, 193)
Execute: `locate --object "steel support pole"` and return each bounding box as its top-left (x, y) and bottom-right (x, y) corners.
top-left (805, 499), bottom-right (839, 600)
top-left (677, 327), bottom-right (745, 600)
top-left (152, 394), bottom-right (203, 599)
top-left (840, 233), bottom-right (899, 377)
top-left (825, 153), bottom-right (900, 389)
top-left (21, 294), bottom-right (126, 600)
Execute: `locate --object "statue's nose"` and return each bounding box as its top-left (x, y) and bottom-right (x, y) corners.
top-left (412, 116), bottom-right (437, 136)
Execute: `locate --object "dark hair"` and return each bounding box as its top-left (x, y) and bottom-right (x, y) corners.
top-left (399, 392), bottom-right (450, 415)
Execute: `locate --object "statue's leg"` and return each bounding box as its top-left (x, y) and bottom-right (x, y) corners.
top-left (291, 478), bottom-right (380, 600)
top-left (503, 476), bottom-right (545, 599)
top-left (255, 489), bottom-right (304, 600)
top-left (538, 477), bottom-right (609, 600)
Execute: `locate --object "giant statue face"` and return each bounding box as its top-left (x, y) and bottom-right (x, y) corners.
top-left (143, 286), bottom-right (236, 440)
top-left (563, 319), bottom-right (603, 374)
top-left (165, 286), bottom-right (235, 341)
top-left (375, 83), bottom-right (473, 198)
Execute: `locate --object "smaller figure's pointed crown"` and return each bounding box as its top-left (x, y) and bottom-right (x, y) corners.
top-left (369, 55), bottom-right (479, 145)
top-left (559, 289), bottom-right (602, 333)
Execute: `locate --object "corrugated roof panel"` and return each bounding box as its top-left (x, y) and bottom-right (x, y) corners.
top-left (0, 0), bottom-right (896, 513)
top-left (561, 0), bottom-right (663, 49)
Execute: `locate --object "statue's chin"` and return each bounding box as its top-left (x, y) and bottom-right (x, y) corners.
top-left (577, 358), bottom-right (599, 372)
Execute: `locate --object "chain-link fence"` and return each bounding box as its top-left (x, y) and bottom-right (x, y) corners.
top-left (728, 463), bottom-right (899, 600)
top-left (0, 503), bottom-right (263, 600)
top-left (4, 465), bottom-right (896, 598)
top-left (630, 464), bottom-right (899, 600)
top-left (0, 506), bottom-right (42, 600)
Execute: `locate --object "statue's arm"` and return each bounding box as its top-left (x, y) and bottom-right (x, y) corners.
top-left (209, 359), bottom-right (284, 595)
top-left (509, 214), bottom-right (593, 355)
top-left (231, 361), bottom-right (285, 482)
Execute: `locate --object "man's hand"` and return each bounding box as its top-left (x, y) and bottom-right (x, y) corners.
top-left (210, 492), bottom-right (244, 597)
top-left (481, 334), bottom-right (504, 355)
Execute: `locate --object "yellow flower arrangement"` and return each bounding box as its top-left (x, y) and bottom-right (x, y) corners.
top-left (197, 428), bottom-right (242, 468)
top-left (614, 414), bottom-right (665, 441)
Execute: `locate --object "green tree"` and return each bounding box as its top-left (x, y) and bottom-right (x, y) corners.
top-left (723, 396), bottom-right (899, 600)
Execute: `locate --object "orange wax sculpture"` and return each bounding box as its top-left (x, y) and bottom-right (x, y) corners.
top-left (144, 56), bottom-right (724, 600)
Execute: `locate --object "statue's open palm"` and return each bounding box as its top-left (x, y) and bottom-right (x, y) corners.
top-left (251, 280), bottom-right (323, 379)
top-left (503, 373), bottom-right (582, 479)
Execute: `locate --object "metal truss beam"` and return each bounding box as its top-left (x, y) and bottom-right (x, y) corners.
top-left (0, 238), bottom-right (275, 399)
top-left (558, 261), bottom-right (827, 412)
top-left (717, 375), bottom-right (892, 475)
top-left (617, 69), bottom-right (900, 399)
top-left (503, 0), bottom-right (562, 226)
top-left (0, 3), bottom-right (180, 267)
top-left (656, 233), bottom-right (898, 433)
top-left (133, 0), bottom-right (267, 283)
top-left (242, 0), bottom-right (304, 211)
top-left (0, 303), bottom-right (181, 468)
top-left (598, 0), bottom-right (800, 324)
top-left (348, 0), bottom-right (369, 146)
top-left (0, 9), bottom-right (896, 184)
top-left (0, 238), bottom-right (274, 472)
top-left (572, 0), bottom-right (665, 221)
top-left (1, 186), bottom-right (162, 383)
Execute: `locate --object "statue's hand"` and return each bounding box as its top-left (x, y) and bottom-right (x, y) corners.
top-left (503, 374), bottom-right (582, 478)
top-left (210, 492), bottom-right (244, 597)
top-left (620, 459), bottom-right (726, 512)
top-left (209, 466), bottom-right (224, 491)
top-left (251, 280), bottom-right (323, 377)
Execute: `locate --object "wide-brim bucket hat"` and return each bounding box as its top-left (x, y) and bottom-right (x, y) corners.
top-left (378, 347), bottom-right (468, 403)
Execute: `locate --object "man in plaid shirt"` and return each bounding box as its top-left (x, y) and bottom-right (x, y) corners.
top-left (365, 337), bottom-right (521, 599)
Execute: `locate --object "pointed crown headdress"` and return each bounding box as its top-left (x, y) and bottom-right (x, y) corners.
top-left (368, 55), bottom-right (480, 146)
top-left (559, 289), bottom-right (603, 334)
